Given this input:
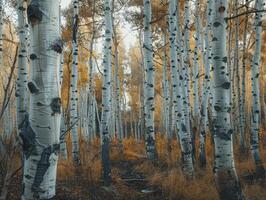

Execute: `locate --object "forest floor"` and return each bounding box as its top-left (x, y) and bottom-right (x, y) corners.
top-left (4, 134), bottom-right (266, 200)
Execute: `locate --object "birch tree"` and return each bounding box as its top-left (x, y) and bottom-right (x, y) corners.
top-left (183, 0), bottom-right (191, 114)
top-left (70, 0), bottom-right (80, 164)
top-left (143, 0), bottom-right (156, 160)
top-left (21, 0), bottom-right (62, 198)
top-left (181, 0), bottom-right (194, 160)
top-left (192, 0), bottom-right (200, 128)
top-left (212, 0), bottom-right (244, 198)
top-left (240, 0), bottom-right (249, 151)
top-left (16, 0), bottom-right (28, 134)
top-left (169, 0), bottom-right (194, 177)
top-left (101, 0), bottom-right (113, 185)
top-left (199, 0), bottom-right (212, 167)
top-left (250, 0), bottom-right (265, 178)
top-left (113, 20), bottom-right (123, 142)
top-left (60, 114), bottom-right (68, 159)
top-left (87, 0), bottom-right (96, 141)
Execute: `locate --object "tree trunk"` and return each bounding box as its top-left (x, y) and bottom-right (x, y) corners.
top-left (87, 0), bottom-right (96, 142)
top-left (212, 1), bottom-right (244, 199)
top-left (21, 0), bottom-right (62, 199)
top-left (192, 0), bottom-right (200, 130)
top-left (101, 0), bottom-right (113, 186)
top-left (60, 114), bottom-right (68, 159)
top-left (143, 0), bottom-right (155, 160)
top-left (70, 0), bottom-right (80, 165)
top-left (113, 22), bottom-right (123, 141)
top-left (199, 0), bottom-right (213, 168)
top-left (239, 0), bottom-right (249, 152)
top-left (250, 0), bottom-right (265, 178)
top-left (16, 0), bottom-right (28, 135)
top-left (170, 0), bottom-right (194, 177)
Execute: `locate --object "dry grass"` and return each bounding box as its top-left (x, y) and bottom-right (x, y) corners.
top-left (54, 130), bottom-right (266, 199)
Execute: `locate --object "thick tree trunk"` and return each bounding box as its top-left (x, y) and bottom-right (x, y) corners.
top-left (143, 0), bottom-right (155, 160)
top-left (212, 1), bottom-right (244, 199)
top-left (250, 0), bottom-right (265, 178)
top-left (181, 0), bottom-right (194, 164)
top-left (21, 0), bottom-right (62, 199)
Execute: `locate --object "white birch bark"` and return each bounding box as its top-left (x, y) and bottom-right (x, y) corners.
top-left (16, 0), bottom-right (29, 135)
top-left (91, 96), bottom-right (97, 139)
top-left (183, 0), bottom-right (191, 115)
top-left (123, 87), bottom-right (128, 138)
top-left (101, 0), bottom-right (113, 185)
top-left (181, 1), bottom-right (194, 160)
top-left (212, 0), bottom-right (244, 198)
top-left (143, 0), bottom-right (155, 160)
top-left (139, 31), bottom-right (146, 140)
top-left (80, 88), bottom-right (89, 139)
top-left (170, 0), bottom-right (194, 177)
top-left (59, 4), bottom-right (63, 86)
top-left (21, 0), bottom-right (62, 199)
top-left (58, 4), bottom-right (68, 158)
top-left (250, 0), bottom-right (265, 177)
top-left (60, 114), bottom-right (67, 159)
top-left (199, 0), bottom-right (212, 167)
top-left (192, 0), bottom-right (200, 125)
top-left (113, 23), bottom-right (123, 141)
top-left (70, 0), bottom-right (80, 164)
